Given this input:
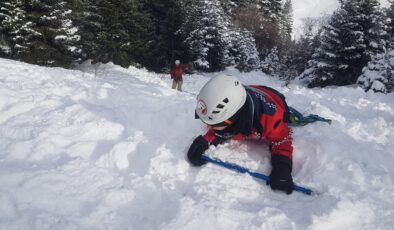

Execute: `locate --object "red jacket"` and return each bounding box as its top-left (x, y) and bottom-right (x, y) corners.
top-left (170, 65), bottom-right (185, 81)
top-left (202, 85), bottom-right (293, 160)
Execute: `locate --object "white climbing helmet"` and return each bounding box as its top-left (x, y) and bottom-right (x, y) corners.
top-left (196, 75), bottom-right (247, 125)
top-left (175, 60), bottom-right (180, 65)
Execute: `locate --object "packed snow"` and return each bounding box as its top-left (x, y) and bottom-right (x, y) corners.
top-left (0, 58), bottom-right (393, 229)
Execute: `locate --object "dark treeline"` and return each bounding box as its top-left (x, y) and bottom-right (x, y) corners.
top-left (0, 0), bottom-right (292, 71)
top-left (0, 0), bottom-right (393, 92)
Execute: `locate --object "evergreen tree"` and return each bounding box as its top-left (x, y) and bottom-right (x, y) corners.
top-left (142, 0), bottom-right (185, 72)
top-left (72, 0), bottom-right (151, 68)
top-left (178, 0), bottom-right (232, 71)
top-left (358, 0), bottom-right (386, 57)
top-left (117, 0), bottom-right (152, 68)
top-left (281, 0), bottom-right (293, 45)
top-left (386, 0), bottom-right (394, 46)
top-left (179, 0), bottom-right (260, 72)
top-left (302, 3), bottom-right (366, 87)
top-left (0, 1), bottom-right (14, 56)
top-left (357, 0), bottom-right (394, 93)
top-left (68, 0), bottom-right (101, 62)
top-left (9, 0), bottom-right (81, 67)
top-left (93, 0), bottom-right (150, 67)
top-left (258, 0), bottom-right (283, 50)
top-left (261, 46), bottom-right (281, 76)
top-left (232, 0), bottom-right (283, 54)
top-left (277, 0), bottom-right (296, 81)
top-left (53, 1), bottom-right (81, 61)
top-left (302, 0), bottom-right (386, 87)
top-left (0, 0), bottom-right (31, 58)
top-left (388, 0), bottom-right (394, 92)
top-left (289, 26), bottom-right (321, 77)
top-left (357, 50), bottom-right (394, 93)
top-left (257, 0), bottom-right (282, 23)
top-left (229, 29), bottom-right (260, 72)
top-left (219, 0), bottom-right (253, 15)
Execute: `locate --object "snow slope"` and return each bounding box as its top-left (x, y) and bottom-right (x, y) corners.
top-left (0, 58), bottom-right (393, 230)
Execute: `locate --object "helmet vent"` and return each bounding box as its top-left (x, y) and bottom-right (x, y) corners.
top-left (216, 104), bottom-right (224, 109)
top-left (212, 111), bottom-right (220, 114)
top-left (223, 98), bottom-right (229, 103)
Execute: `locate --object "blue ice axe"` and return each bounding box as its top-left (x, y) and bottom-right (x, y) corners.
top-left (202, 154), bottom-right (313, 195)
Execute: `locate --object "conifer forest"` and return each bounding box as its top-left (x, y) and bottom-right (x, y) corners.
top-left (0, 0), bottom-right (393, 92)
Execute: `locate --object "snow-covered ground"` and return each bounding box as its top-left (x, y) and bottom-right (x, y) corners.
top-left (0, 58), bottom-right (393, 229)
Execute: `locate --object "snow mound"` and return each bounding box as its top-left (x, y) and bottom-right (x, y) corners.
top-left (0, 58), bottom-right (393, 229)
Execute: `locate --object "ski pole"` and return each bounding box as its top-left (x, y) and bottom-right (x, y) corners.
top-left (202, 154), bottom-right (313, 195)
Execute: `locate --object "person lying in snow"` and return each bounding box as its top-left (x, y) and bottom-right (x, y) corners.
top-left (188, 75), bottom-right (294, 194)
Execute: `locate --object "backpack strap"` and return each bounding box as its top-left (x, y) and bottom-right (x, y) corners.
top-left (287, 106), bottom-right (332, 126)
top-left (246, 85), bottom-right (332, 127)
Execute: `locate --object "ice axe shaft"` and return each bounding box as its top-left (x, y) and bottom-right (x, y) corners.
top-left (202, 154), bottom-right (313, 195)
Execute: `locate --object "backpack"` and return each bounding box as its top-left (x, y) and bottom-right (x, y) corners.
top-left (248, 85), bottom-right (332, 126)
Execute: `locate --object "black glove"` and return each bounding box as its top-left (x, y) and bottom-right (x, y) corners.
top-left (187, 135), bottom-right (209, 166)
top-left (267, 155), bottom-right (294, 194)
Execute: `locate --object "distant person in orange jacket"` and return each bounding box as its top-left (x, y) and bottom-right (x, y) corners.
top-left (170, 60), bottom-right (188, 91)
